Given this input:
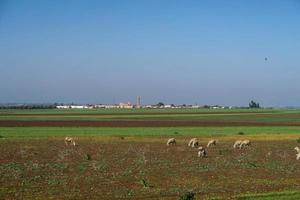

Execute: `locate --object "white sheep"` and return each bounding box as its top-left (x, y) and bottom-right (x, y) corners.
top-left (207, 139), bottom-right (217, 148)
top-left (294, 147), bottom-right (300, 160)
top-left (239, 140), bottom-right (251, 149)
top-left (198, 146), bottom-right (207, 158)
top-left (233, 140), bottom-right (243, 149)
top-left (294, 147), bottom-right (300, 154)
top-left (65, 137), bottom-right (76, 146)
top-left (167, 138), bottom-right (176, 146)
top-left (188, 138), bottom-right (199, 148)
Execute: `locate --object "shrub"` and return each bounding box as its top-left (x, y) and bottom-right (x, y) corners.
top-left (127, 189), bottom-right (134, 196)
top-left (84, 154), bottom-right (92, 161)
top-left (179, 192), bottom-right (196, 200)
top-left (0, 135), bottom-right (4, 138)
top-left (140, 178), bottom-right (149, 188)
top-left (296, 138), bottom-right (300, 143)
top-left (238, 131), bottom-right (245, 135)
top-left (174, 132), bottom-right (179, 135)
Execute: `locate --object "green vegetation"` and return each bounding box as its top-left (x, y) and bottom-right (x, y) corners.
top-left (238, 131), bottom-right (245, 135)
top-left (179, 191), bottom-right (196, 200)
top-left (1, 126), bottom-right (300, 138)
top-left (238, 191), bottom-right (300, 200)
top-left (249, 100), bottom-right (260, 109)
top-left (1, 108), bottom-right (300, 124)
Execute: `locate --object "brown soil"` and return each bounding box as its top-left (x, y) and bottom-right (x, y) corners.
top-left (1, 120), bottom-right (300, 127)
top-left (0, 139), bottom-right (300, 199)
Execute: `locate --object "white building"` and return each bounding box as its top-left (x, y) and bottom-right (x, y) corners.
top-left (119, 102), bottom-right (133, 109)
top-left (56, 105), bottom-right (92, 109)
top-left (56, 105), bottom-right (70, 109)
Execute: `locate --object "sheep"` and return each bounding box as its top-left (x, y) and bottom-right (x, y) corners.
top-left (239, 140), bottom-right (251, 149)
top-left (188, 138), bottom-right (199, 148)
top-left (294, 147), bottom-right (300, 154)
top-left (198, 146), bottom-right (207, 158)
top-left (294, 147), bottom-right (300, 160)
top-left (167, 138), bottom-right (176, 146)
top-left (65, 137), bottom-right (76, 146)
top-left (233, 140), bottom-right (243, 149)
top-left (207, 139), bottom-right (217, 148)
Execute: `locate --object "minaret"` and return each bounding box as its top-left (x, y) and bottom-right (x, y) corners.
top-left (136, 96), bottom-right (141, 108)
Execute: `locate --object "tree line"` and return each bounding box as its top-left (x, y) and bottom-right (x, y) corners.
top-left (0, 104), bottom-right (57, 109)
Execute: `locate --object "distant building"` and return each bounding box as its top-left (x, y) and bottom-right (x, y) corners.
top-left (93, 104), bottom-right (118, 109)
top-left (56, 105), bottom-right (92, 109)
top-left (211, 106), bottom-right (225, 109)
top-left (94, 104), bottom-right (106, 108)
top-left (136, 96), bottom-right (141, 108)
top-left (56, 105), bottom-right (70, 109)
top-left (164, 104), bottom-right (172, 108)
top-left (192, 105), bottom-right (201, 108)
top-left (105, 104), bottom-right (119, 109)
top-left (119, 102), bottom-right (133, 109)
top-left (70, 105), bottom-right (92, 109)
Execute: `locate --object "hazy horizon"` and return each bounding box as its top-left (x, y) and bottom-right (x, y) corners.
top-left (0, 99), bottom-right (297, 108)
top-left (1, 1), bottom-right (300, 107)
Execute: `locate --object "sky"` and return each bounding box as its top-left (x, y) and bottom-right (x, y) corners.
top-left (0, 0), bottom-right (300, 107)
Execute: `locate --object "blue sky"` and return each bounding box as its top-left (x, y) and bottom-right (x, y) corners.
top-left (0, 0), bottom-right (300, 106)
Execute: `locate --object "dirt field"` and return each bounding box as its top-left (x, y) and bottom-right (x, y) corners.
top-left (1, 138), bottom-right (300, 199)
top-left (1, 120), bottom-right (300, 127)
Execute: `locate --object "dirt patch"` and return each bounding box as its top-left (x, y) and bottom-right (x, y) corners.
top-left (0, 139), bottom-right (300, 199)
top-left (1, 120), bottom-right (300, 127)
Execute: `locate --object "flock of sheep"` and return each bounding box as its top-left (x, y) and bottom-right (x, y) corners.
top-left (167, 137), bottom-right (300, 160)
top-left (64, 136), bottom-right (300, 160)
top-left (167, 138), bottom-right (223, 158)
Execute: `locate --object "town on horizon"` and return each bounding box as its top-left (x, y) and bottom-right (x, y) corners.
top-left (0, 97), bottom-right (295, 109)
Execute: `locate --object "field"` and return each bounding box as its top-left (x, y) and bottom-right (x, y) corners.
top-left (1, 108), bottom-right (300, 199)
top-left (2, 109), bottom-right (300, 125)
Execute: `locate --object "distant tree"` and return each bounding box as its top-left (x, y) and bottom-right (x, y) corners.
top-left (156, 102), bottom-right (164, 107)
top-left (0, 104), bottom-right (56, 109)
top-left (249, 100), bottom-right (260, 108)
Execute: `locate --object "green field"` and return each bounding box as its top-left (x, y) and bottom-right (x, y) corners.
top-left (1, 108), bottom-right (299, 123)
top-left (0, 109), bottom-right (300, 124)
top-left (1, 126), bottom-right (300, 139)
top-left (238, 191), bottom-right (300, 200)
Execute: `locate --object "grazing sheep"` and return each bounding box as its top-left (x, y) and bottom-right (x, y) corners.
top-left (294, 147), bottom-right (300, 154)
top-left (167, 138), bottom-right (176, 146)
top-left (198, 146), bottom-right (207, 158)
top-left (65, 137), bottom-right (76, 146)
top-left (297, 153), bottom-right (300, 160)
top-left (188, 138), bottom-right (199, 148)
top-left (294, 147), bottom-right (300, 160)
top-left (240, 140), bottom-right (251, 149)
top-left (233, 140), bottom-right (243, 149)
top-left (207, 139), bottom-right (217, 148)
